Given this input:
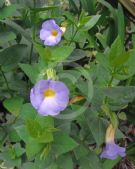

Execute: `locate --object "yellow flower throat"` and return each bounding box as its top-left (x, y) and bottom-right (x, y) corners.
top-left (51, 30), bottom-right (58, 36)
top-left (43, 88), bottom-right (56, 97)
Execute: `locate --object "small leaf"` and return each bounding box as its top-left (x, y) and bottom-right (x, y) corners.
top-left (19, 63), bottom-right (39, 84)
top-left (0, 5), bottom-right (18, 19)
top-left (87, 117), bottom-right (107, 146)
top-left (79, 151), bottom-right (102, 169)
top-left (3, 97), bottom-right (24, 116)
top-left (84, 15), bottom-right (101, 30)
top-left (0, 31), bottom-right (16, 45)
top-left (67, 49), bottom-right (86, 62)
top-left (52, 132), bottom-right (78, 156)
top-left (19, 103), bottom-right (37, 121)
top-left (118, 112), bottom-right (127, 121)
top-left (56, 154), bottom-right (73, 169)
top-left (1, 19), bottom-right (31, 42)
top-left (109, 36), bottom-right (123, 62)
top-left (26, 139), bottom-right (44, 159)
top-left (103, 157), bottom-right (121, 169)
top-left (110, 51), bottom-right (130, 67)
top-left (0, 44), bottom-right (27, 71)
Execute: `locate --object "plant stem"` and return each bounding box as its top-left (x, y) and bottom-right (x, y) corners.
top-left (108, 75), bottom-right (114, 87)
top-left (29, 43), bottom-right (33, 64)
top-left (32, 0), bottom-right (36, 42)
top-left (126, 76), bottom-right (132, 86)
top-left (0, 68), bottom-right (12, 97)
top-left (68, 28), bottom-right (78, 45)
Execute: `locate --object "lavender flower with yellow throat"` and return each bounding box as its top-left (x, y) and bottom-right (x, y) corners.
top-left (30, 69), bottom-right (69, 116)
top-left (40, 19), bottom-right (63, 46)
top-left (30, 79), bottom-right (69, 116)
top-left (100, 124), bottom-right (126, 160)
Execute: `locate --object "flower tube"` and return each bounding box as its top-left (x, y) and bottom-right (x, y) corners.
top-left (100, 124), bottom-right (126, 160)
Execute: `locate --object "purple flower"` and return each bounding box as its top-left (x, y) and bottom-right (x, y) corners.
top-left (100, 124), bottom-right (126, 160)
top-left (100, 142), bottom-right (126, 160)
top-left (30, 79), bottom-right (69, 116)
top-left (40, 19), bottom-right (63, 46)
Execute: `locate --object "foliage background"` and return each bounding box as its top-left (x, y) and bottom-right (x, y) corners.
top-left (0, 0), bottom-right (135, 168)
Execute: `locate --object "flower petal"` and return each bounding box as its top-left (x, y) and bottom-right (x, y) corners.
top-left (49, 80), bottom-right (69, 94)
top-left (38, 97), bottom-right (61, 116)
top-left (42, 19), bottom-right (57, 30)
top-left (30, 80), bottom-right (49, 110)
top-left (100, 143), bottom-right (126, 160)
top-left (40, 29), bottom-right (51, 40)
top-left (44, 34), bottom-right (61, 46)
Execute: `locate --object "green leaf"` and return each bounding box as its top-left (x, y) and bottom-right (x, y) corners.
top-left (103, 157), bottom-right (121, 169)
top-left (19, 63), bottom-right (39, 84)
top-left (84, 15), bottom-right (101, 30)
top-left (8, 127), bottom-right (21, 142)
top-left (69, 0), bottom-right (79, 14)
top-left (0, 5), bottom-right (18, 19)
top-left (3, 97), bottom-right (24, 116)
top-left (104, 86), bottom-right (135, 111)
top-left (80, 0), bottom-right (96, 14)
top-left (15, 125), bottom-right (30, 143)
top-left (22, 162), bottom-right (36, 169)
top-left (63, 11), bottom-right (77, 25)
top-left (117, 4), bottom-right (125, 43)
top-left (1, 19), bottom-right (31, 42)
top-left (79, 151), bottom-right (102, 169)
top-left (31, 6), bottom-right (59, 12)
top-left (34, 43), bottom-right (49, 65)
top-left (56, 154), bottom-right (73, 169)
top-left (98, 0), bottom-right (117, 19)
top-left (26, 117), bottom-right (54, 143)
top-left (109, 36), bottom-right (123, 63)
top-left (74, 145), bottom-right (89, 160)
top-left (114, 50), bottom-right (135, 80)
top-left (19, 103), bottom-right (37, 121)
top-left (35, 115), bottom-right (54, 129)
top-left (26, 119), bottom-right (42, 138)
top-left (87, 117), bottom-right (106, 146)
top-left (0, 44), bottom-right (27, 71)
top-left (118, 112), bottom-right (127, 121)
top-left (66, 49), bottom-right (86, 62)
top-left (96, 33), bottom-right (107, 49)
top-left (26, 139), bottom-right (44, 159)
top-left (0, 31), bottom-right (16, 45)
top-left (111, 51), bottom-right (130, 67)
top-left (35, 43), bottom-right (74, 65)
top-left (15, 125), bottom-right (44, 159)
top-left (47, 163), bottom-right (58, 169)
top-left (52, 132), bottom-right (78, 156)
top-left (0, 0), bottom-right (4, 7)
top-left (14, 143), bottom-right (25, 157)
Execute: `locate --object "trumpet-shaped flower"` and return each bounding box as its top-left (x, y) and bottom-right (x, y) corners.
top-left (40, 19), bottom-right (63, 46)
top-left (100, 142), bottom-right (126, 160)
top-left (30, 79), bottom-right (69, 116)
top-left (100, 124), bottom-right (126, 160)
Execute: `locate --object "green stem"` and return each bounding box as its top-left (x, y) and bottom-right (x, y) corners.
top-left (29, 43), bottom-right (33, 64)
top-left (0, 68), bottom-right (12, 97)
top-left (32, 0), bottom-right (36, 42)
top-left (104, 75), bottom-right (114, 104)
top-left (126, 76), bottom-right (132, 86)
top-left (108, 75), bottom-right (114, 87)
top-left (68, 28), bottom-right (78, 45)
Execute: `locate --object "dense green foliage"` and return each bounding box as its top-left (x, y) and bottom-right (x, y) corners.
top-left (0, 0), bottom-right (135, 168)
